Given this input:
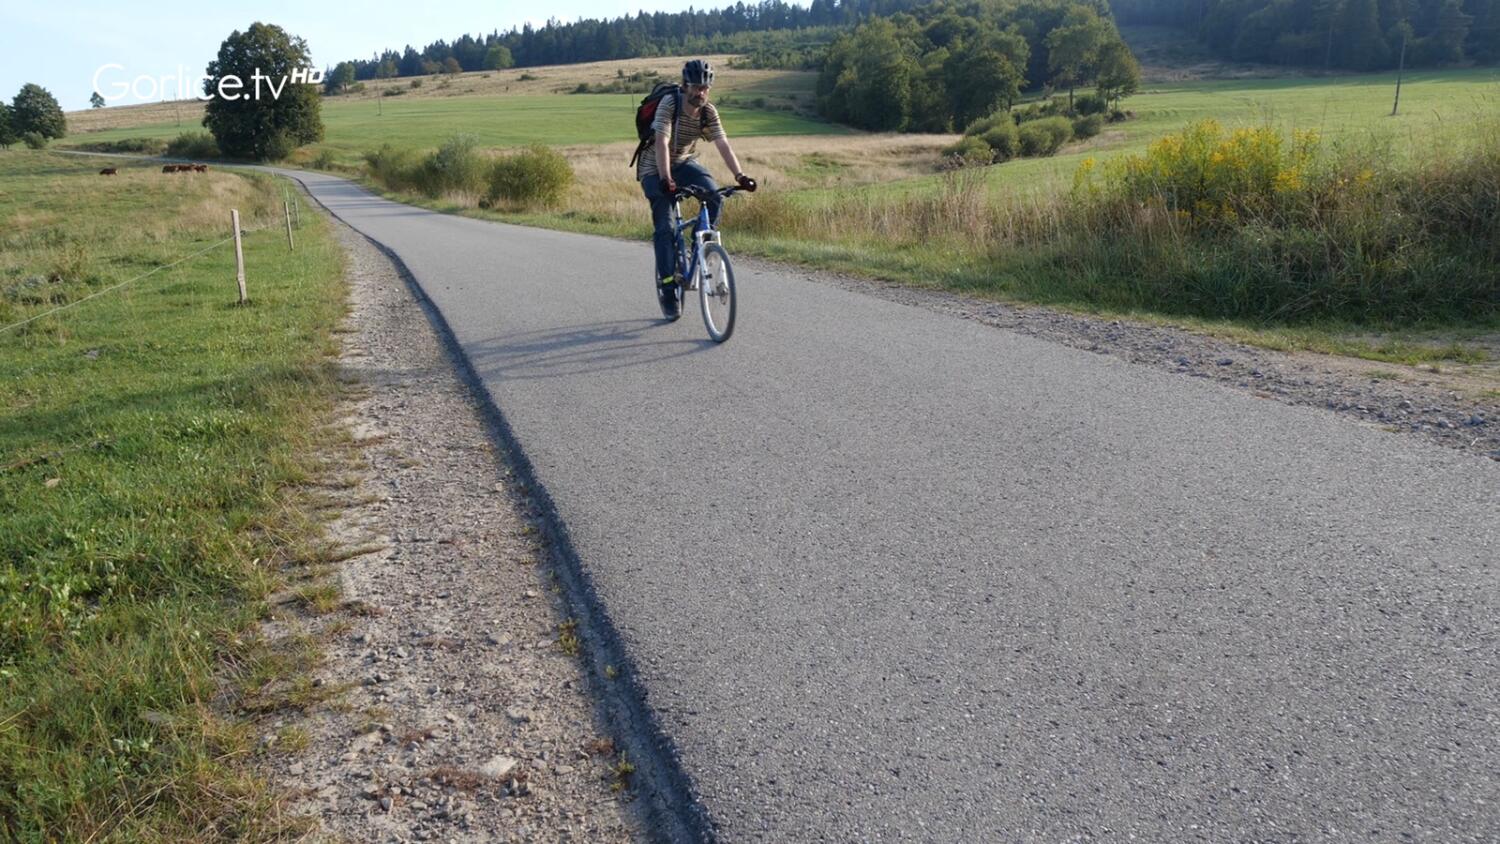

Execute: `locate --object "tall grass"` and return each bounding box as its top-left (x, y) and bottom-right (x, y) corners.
top-left (733, 119), bottom-right (1500, 325)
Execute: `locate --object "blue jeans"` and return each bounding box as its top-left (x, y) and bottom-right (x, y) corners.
top-left (642, 159), bottom-right (721, 281)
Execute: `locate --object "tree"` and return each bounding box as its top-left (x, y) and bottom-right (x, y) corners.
top-left (1094, 38), bottom-right (1141, 110)
top-left (11, 84), bottom-right (67, 139)
top-left (483, 45), bottom-right (514, 70)
top-left (1334, 0), bottom-right (1391, 68)
top-left (1045, 7), bottom-right (1111, 111)
top-left (442, 57), bottom-right (462, 75)
top-left (324, 61), bottom-right (355, 94)
top-left (1430, 0), bottom-right (1473, 63)
top-left (203, 23), bottom-right (324, 160)
top-left (0, 103), bottom-right (15, 148)
top-left (89, 91), bottom-right (105, 109)
top-left (376, 59), bottom-right (399, 79)
top-left (943, 29), bottom-right (1029, 128)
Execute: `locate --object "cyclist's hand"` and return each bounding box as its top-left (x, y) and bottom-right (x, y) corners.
top-left (736, 174), bottom-right (757, 192)
top-left (660, 177), bottom-right (677, 196)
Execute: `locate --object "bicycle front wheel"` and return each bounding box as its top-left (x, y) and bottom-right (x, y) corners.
top-left (698, 242), bottom-right (736, 343)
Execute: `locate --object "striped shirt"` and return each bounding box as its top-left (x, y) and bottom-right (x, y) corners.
top-left (637, 95), bottom-right (725, 181)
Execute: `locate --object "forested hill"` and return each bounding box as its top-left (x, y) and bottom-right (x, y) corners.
top-left (1111, 0), bottom-right (1499, 70)
top-left (338, 0), bottom-right (928, 79)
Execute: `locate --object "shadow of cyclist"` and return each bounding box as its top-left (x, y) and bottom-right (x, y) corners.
top-left (466, 318), bottom-right (717, 381)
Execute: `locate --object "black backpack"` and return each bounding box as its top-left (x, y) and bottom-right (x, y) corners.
top-left (630, 82), bottom-right (682, 167)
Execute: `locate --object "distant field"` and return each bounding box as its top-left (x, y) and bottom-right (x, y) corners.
top-left (62, 92), bottom-right (847, 163)
top-left (823, 66), bottom-right (1500, 201)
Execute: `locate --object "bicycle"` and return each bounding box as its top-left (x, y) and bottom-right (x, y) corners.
top-left (664, 184), bottom-right (743, 343)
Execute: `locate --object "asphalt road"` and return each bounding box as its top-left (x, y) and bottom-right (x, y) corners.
top-left (282, 170), bottom-right (1498, 842)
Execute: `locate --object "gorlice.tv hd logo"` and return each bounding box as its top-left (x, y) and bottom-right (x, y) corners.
top-left (92, 64), bottom-right (324, 103)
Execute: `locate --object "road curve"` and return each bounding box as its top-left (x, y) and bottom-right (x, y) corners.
top-left (277, 168), bottom-right (1497, 842)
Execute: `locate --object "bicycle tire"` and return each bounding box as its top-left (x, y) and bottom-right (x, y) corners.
top-left (698, 242), bottom-right (736, 343)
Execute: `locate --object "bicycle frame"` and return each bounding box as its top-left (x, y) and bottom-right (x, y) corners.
top-left (669, 195), bottom-right (721, 288)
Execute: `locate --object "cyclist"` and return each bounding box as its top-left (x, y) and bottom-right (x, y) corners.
top-left (639, 59), bottom-right (756, 319)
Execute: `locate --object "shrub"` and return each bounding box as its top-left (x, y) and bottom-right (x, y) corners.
top-left (962, 112), bottom-right (1010, 137)
top-left (382, 88), bottom-right (405, 97)
top-left (1072, 113), bottom-right (1104, 140)
top-left (21, 131), bottom-right (47, 149)
top-left (518, 73), bottom-right (539, 81)
top-left (1014, 98), bottom-right (1066, 124)
top-left (73, 137), bottom-right (166, 154)
top-left (941, 135), bottom-right (993, 167)
top-left (488, 144), bottom-right (574, 206)
top-left (1105, 121), bottom-right (1317, 223)
top-left (409, 79), bottom-right (423, 89)
top-left (1018, 116), bottom-right (1073, 156)
top-left (981, 121), bottom-right (1021, 161)
top-left (363, 143), bottom-right (422, 192)
top-left (312, 148), bottom-right (337, 170)
top-left (165, 131), bottom-right (220, 159)
top-left (1074, 93), bottom-right (1107, 115)
top-left (416, 134), bottom-right (487, 198)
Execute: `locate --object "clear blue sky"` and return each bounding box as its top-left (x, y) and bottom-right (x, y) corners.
top-left (2, 1), bottom-right (717, 111)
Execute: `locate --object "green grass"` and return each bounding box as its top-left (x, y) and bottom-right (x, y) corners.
top-left (821, 66), bottom-right (1500, 201)
top-left (62, 93), bottom-right (850, 168)
top-left (0, 151), bottom-right (344, 839)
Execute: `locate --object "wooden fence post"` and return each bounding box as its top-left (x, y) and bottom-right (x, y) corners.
top-left (284, 201), bottom-right (295, 251)
top-left (231, 209), bottom-right (248, 304)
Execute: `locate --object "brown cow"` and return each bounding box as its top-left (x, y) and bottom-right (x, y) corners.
top-left (99, 168), bottom-right (117, 176)
top-left (192, 164), bottom-right (208, 173)
top-left (162, 165), bottom-right (176, 173)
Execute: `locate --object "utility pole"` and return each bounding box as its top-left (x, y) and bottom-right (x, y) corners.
top-left (1392, 23), bottom-right (1410, 116)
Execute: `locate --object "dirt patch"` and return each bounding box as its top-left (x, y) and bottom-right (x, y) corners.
top-left (259, 216), bottom-right (640, 842)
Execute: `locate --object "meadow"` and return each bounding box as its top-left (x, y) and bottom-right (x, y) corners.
top-left (0, 151), bottom-right (343, 838)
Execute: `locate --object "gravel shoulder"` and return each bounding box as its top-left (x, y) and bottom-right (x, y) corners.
top-left (759, 260), bottom-right (1500, 461)
top-left (260, 217), bottom-right (640, 842)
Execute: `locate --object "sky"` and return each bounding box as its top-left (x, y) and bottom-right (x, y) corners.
top-left (2, 1), bottom-right (717, 111)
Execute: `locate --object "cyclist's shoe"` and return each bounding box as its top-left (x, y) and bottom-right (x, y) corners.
top-left (657, 276), bottom-right (681, 320)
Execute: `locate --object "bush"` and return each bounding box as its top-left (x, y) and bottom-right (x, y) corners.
top-left (73, 137), bottom-right (167, 155)
top-left (1014, 98), bottom-right (1067, 124)
top-left (21, 131), bottom-right (47, 149)
top-left (962, 112), bottom-right (1010, 138)
top-left (363, 143), bottom-right (422, 192)
top-left (416, 134), bottom-right (487, 198)
top-left (941, 135), bottom-right (993, 166)
top-left (1074, 93), bottom-right (1108, 115)
top-left (488, 145), bottom-right (574, 206)
top-left (1018, 116), bottom-right (1073, 156)
top-left (382, 88), bottom-right (405, 97)
top-left (1072, 114), bottom-right (1104, 140)
top-left (165, 131), bottom-right (220, 159)
top-left (409, 79), bottom-right (423, 89)
top-left (981, 121), bottom-right (1021, 161)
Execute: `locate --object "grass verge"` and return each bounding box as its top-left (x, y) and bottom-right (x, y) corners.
top-left (1, 151), bottom-right (345, 839)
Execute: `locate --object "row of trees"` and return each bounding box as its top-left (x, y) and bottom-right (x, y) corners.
top-left (818, 0), bottom-right (1140, 132)
top-left (335, 0), bottom-right (929, 78)
top-left (0, 84), bottom-right (66, 148)
top-left (1110, 0), bottom-right (1500, 69)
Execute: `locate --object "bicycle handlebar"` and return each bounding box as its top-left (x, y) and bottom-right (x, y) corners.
top-left (671, 184), bottom-right (745, 201)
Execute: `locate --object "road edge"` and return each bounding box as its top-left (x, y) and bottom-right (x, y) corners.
top-left (282, 171), bottom-right (718, 844)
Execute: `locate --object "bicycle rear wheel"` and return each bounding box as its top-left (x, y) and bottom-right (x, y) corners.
top-left (698, 243), bottom-right (736, 343)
